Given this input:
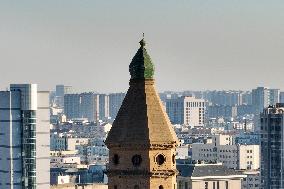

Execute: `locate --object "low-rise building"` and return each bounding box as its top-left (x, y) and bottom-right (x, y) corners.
top-left (192, 134), bottom-right (260, 170)
top-left (241, 170), bottom-right (260, 189)
top-left (176, 145), bottom-right (190, 159)
top-left (177, 163), bottom-right (246, 189)
top-left (50, 183), bottom-right (108, 189)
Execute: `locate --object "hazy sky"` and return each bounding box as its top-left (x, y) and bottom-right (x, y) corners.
top-left (1, 0), bottom-right (284, 93)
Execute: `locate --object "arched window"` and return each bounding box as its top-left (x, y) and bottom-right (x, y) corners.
top-left (159, 185), bottom-right (164, 189)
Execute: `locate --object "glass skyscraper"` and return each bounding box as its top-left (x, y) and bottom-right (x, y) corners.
top-left (0, 84), bottom-right (50, 189)
top-left (260, 103), bottom-right (284, 189)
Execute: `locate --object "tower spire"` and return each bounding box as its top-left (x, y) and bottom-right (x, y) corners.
top-left (129, 37), bottom-right (154, 80)
top-left (106, 38), bottom-right (179, 189)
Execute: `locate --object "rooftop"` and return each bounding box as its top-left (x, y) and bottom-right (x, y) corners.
top-left (177, 163), bottom-right (246, 178)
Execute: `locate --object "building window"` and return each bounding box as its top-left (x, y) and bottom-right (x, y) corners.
top-left (225, 181), bottom-right (228, 189)
top-left (156, 154), bottom-right (166, 165)
top-left (159, 185), bottom-right (164, 189)
top-left (172, 154), bottom-right (176, 164)
top-left (134, 185), bottom-right (139, 189)
top-left (132, 155), bottom-right (142, 167)
top-left (114, 185), bottom-right (117, 189)
top-left (113, 154), bottom-right (119, 165)
top-left (217, 181), bottom-right (219, 189)
top-left (205, 182), bottom-right (208, 189)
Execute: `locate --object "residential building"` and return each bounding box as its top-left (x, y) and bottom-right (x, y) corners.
top-left (55, 85), bottom-right (72, 108)
top-left (252, 87), bottom-right (279, 115)
top-left (50, 183), bottom-right (108, 189)
top-left (192, 134), bottom-right (260, 170)
top-left (234, 133), bottom-right (260, 145)
top-left (242, 91), bottom-right (252, 105)
top-left (166, 96), bottom-right (205, 126)
top-left (177, 163), bottom-right (246, 189)
top-left (108, 93), bottom-right (125, 120)
top-left (241, 170), bottom-right (260, 189)
top-left (207, 105), bottom-right (238, 119)
top-left (50, 136), bottom-right (89, 151)
top-left (176, 145), bottom-right (190, 159)
top-left (237, 104), bottom-right (254, 116)
top-left (99, 94), bottom-right (109, 120)
top-left (202, 90), bottom-right (244, 106)
top-left (280, 92), bottom-right (284, 103)
top-left (80, 92), bottom-right (99, 122)
top-left (64, 93), bottom-right (110, 121)
top-left (64, 94), bottom-right (81, 120)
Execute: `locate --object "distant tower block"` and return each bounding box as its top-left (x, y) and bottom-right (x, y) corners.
top-left (105, 38), bottom-right (179, 189)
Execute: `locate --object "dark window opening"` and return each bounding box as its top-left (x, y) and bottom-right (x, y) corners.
top-left (113, 154), bottom-right (119, 165)
top-left (156, 154), bottom-right (166, 165)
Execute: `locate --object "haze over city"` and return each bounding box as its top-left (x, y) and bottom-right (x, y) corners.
top-left (2, 1), bottom-right (284, 189)
top-left (1, 0), bottom-right (284, 92)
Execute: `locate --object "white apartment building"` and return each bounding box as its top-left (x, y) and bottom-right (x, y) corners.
top-left (166, 96), bottom-right (205, 126)
top-left (192, 134), bottom-right (260, 170)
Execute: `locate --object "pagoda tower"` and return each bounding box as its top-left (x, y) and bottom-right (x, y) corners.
top-left (105, 38), bottom-right (179, 189)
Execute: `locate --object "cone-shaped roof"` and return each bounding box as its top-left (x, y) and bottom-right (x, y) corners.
top-left (129, 38), bottom-right (155, 80)
top-left (105, 39), bottom-right (178, 147)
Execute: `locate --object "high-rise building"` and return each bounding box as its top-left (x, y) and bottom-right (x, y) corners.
top-left (202, 90), bottom-right (243, 106)
top-left (166, 96), bottom-right (205, 126)
top-left (105, 39), bottom-right (179, 189)
top-left (242, 91), bottom-right (252, 105)
top-left (64, 93), bottom-right (111, 121)
top-left (99, 94), bottom-right (109, 120)
top-left (252, 87), bottom-right (279, 115)
top-left (0, 84), bottom-right (50, 189)
top-left (55, 85), bottom-right (72, 108)
top-left (280, 92), bottom-right (284, 103)
top-left (64, 94), bottom-right (81, 120)
top-left (108, 93), bottom-right (125, 120)
top-left (260, 103), bottom-right (284, 189)
top-left (80, 92), bottom-right (99, 122)
top-left (207, 105), bottom-right (238, 119)
top-left (64, 93), bottom-right (112, 122)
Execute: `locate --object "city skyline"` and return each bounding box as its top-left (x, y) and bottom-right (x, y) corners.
top-left (0, 1), bottom-right (282, 188)
top-left (1, 1), bottom-right (284, 92)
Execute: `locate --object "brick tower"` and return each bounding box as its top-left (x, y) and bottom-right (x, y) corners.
top-left (105, 38), bottom-right (179, 189)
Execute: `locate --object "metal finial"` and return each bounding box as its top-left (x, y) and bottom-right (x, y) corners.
top-left (140, 33), bottom-right (146, 47)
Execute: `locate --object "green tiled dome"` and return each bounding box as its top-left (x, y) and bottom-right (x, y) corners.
top-left (129, 39), bottom-right (155, 80)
